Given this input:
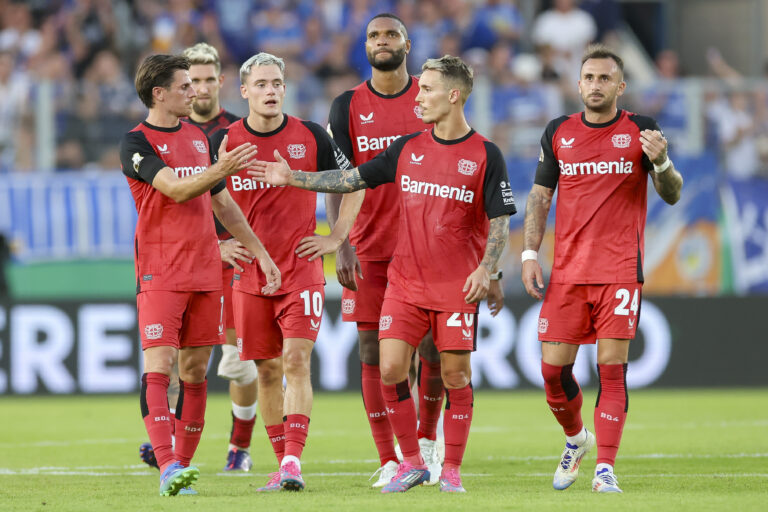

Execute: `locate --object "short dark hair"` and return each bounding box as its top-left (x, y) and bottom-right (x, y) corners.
top-left (134, 54), bottom-right (190, 109)
top-left (422, 55), bottom-right (474, 104)
top-left (581, 44), bottom-right (624, 77)
top-left (368, 13), bottom-right (408, 39)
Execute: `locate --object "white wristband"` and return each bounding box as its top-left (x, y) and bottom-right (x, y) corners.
top-left (653, 157), bottom-right (671, 173)
top-left (521, 250), bottom-right (538, 263)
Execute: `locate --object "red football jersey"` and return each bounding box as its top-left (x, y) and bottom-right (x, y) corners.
top-left (119, 121), bottom-right (224, 292)
top-left (211, 115), bottom-right (352, 296)
top-left (359, 129), bottom-right (516, 312)
top-left (534, 109), bottom-right (659, 284)
top-left (328, 77), bottom-right (427, 261)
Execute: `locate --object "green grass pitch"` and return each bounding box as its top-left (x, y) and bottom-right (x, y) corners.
top-left (1, 389), bottom-right (766, 511)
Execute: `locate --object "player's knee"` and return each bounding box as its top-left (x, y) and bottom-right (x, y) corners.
top-left (256, 358), bottom-right (282, 386)
top-left (282, 351), bottom-right (310, 378)
top-left (417, 336), bottom-right (439, 362)
top-left (379, 362), bottom-right (408, 386)
top-left (217, 345), bottom-right (258, 386)
top-left (441, 368), bottom-right (470, 389)
top-left (358, 331), bottom-right (379, 365)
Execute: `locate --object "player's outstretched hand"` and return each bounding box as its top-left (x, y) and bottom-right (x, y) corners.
top-left (258, 256), bottom-right (281, 295)
top-left (247, 149), bottom-right (292, 186)
top-left (218, 135), bottom-right (259, 175)
top-left (218, 238), bottom-right (253, 272)
top-left (522, 260), bottom-right (544, 300)
top-left (295, 234), bottom-right (342, 261)
top-left (463, 265), bottom-right (490, 304)
top-left (486, 279), bottom-right (504, 317)
top-left (639, 129), bottom-right (668, 166)
top-left (336, 243), bottom-right (362, 291)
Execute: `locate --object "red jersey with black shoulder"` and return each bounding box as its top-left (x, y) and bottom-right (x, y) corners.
top-left (359, 129), bottom-right (516, 312)
top-left (211, 115), bottom-right (352, 296)
top-left (119, 121), bottom-right (225, 292)
top-left (328, 76), bottom-right (427, 261)
top-left (534, 109), bottom-right (659, 284)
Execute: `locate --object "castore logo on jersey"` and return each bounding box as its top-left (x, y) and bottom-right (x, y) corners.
top-left (410, 153), bottom-right (424, 165)
top-left (359, 112), bottom-right (374, 125)
top-left (560, 137), bottom-right (575, 148)
top-left (156, 144), bottom-right (169, 154)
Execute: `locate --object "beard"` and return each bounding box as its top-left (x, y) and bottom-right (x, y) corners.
top-left (367, 47), bottom-right (406, 72)
top-left (581, 93), bottom-right (614, 113)
top-left (192, 99), bottom-right (215, 117)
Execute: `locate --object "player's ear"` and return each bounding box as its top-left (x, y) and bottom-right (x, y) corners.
top-left (616, 80), bottom-right (626, 97)
top-left (240, 83), bottom-right (247, 99)
top-left (405, 39), bottom-right (411, 54)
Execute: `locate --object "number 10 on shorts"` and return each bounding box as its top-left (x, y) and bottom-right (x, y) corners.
top-left (299, 289), bottom-right (323, 317)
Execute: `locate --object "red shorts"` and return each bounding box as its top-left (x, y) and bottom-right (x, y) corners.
top-left (341, 260), bottom-right (388, 328)
top-left (137, 290), bottom-right (225, 350)
top-left (233, 285), bottom-right (324, 360)
top-left (538, 282), bottom-right (642, 344)
top-left (222, 267), bottom-right (235, 330)
top-left (378, 298), bottom-right (477, 352)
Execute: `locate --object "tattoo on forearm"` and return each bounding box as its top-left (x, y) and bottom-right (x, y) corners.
top-left (652, 163), bottom-right (683, 205)
top-left (523, 187), bottom-right (552, 250)
top-left (482, 215), bottom-right (510, 270)
top-left (292, 168), bottom-right (369, 193)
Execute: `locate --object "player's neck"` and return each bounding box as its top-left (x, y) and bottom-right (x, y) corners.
top-left (583, 106), bottom-right (619, 124)
top-left (247, 112), bottom-right (284, 133)
top-left (189, 103), bottom-right (221, 124)
top-left (370, 66), bottom-right (409, 96)
top-left (432, 111), bottom-right (471, 141)
top-left (145, 109), bottom-right (181, 129)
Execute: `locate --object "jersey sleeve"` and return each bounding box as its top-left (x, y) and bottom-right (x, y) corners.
top-left (327, 90), bottom-right (355, 165)
top-left (208, 127), bottom-right (228, 164)
top-left (629, 113), bottom-right (662, 171)
top-left (119, 131), bottom-right (167, 184)
top-left (303, 120), bottom-right (352, 171)
top-left (483, 141), bottom-right (517, 218)
top-left (357, 131), bottom-right (418, 188)
top-left (534, 116), bottom-right (568, 189)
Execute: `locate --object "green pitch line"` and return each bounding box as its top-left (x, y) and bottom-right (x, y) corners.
top-left (0, 390), bottom-right (766, 511)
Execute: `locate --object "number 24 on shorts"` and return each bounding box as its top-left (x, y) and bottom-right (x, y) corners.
top-left (614, 288), bottom-right (638, 316)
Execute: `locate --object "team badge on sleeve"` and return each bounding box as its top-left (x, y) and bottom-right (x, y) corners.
top-left (287, 144), bottom-right (307, 159)
top-left (132, 153), bottom-right (143, 174)
top-left (611, 134), bottom-right (632, 148)
top-left (457, 159), bottom-right (478, 176)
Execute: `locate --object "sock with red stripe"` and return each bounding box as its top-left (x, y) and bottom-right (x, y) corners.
top-left (229, 401), bottom-right (257, 450)
top-left (416, 357), bottom-right (444, 441)
top-left (443, 384), bottom-right (473, 469)
top-left (381, 379), bottom-right (423, 466)
top-left (594, 363), bottom-right (628, 465)
top-left (283, 414), bottom-right (310, 460)
top-left (265, 423), bottom-right (285, 464)
top-left (174, 379), bottom-right (207, 467)
top-left (140, 373), bottom-right (175, 471)
top-left (361, 362), bottom-right (398, 465)
top-left (542, 361), bottom-right (584, 436)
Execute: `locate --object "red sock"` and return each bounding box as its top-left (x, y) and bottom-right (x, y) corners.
top-left (542, 361), bottom-right (584, 436)
top-left (140, 373), bottom-right (175, 470)
top-left (361, 363), bottom-right (397, 465)
top-left (265, 424), bottom-right (285, 464)
top-left (283, 414), bottom-right (310, 460)
top-left (381, 380), bottom-right (423, 465)
top-left (230, 413), bottom-right (256, 449)
top-left (594, 363), bottom-right (628, 465)
top-left (443, 385), bottom-right (473, 469)
top-left (416, 357), bottom-right (444, 441)
top-left (174, 379), bottom-right (207, 467)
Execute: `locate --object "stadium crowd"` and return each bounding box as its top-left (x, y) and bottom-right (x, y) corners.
top-left (0, 0), bottom-right (766, 180)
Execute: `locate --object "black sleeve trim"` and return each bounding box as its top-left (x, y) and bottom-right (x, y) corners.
top-left (119, 131), bottom-right (167, 184)
top-left (483, 141), bottom-right (517, 218)
top-left (328, 90), bottom-right (355, 164)
top-left (302, 120), bottom-right (352, 171)
top-left (358, 131), bottom-right (420, 188)
top-left (208, 128), bottom-right (229, 164)
top-left (628, 113), bottom-right (662, 171)
top-left (211, 179), bottom-right (227, 195)
top-left (534, 116), bottom-right (569, 189)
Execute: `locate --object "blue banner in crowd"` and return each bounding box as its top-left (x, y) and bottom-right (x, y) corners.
top-left (722, 177), bottom-right (768, 294)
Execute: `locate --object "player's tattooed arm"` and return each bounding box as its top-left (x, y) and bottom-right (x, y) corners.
top-left (291, 168), bottom-right (370, 193)
top-left (650, 162), bottom-right (683, 205)
top-left (481, 215), bottom-right (511, 272)
top-left (523, 184), bottom-right (554, 251)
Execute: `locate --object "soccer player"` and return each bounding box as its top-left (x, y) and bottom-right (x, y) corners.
top-left (326, 13), bottom-right (461, 487)
top-left (119, 54), bottom-right (280, 496)
top-left (138, 42), bottom-right (259, 474)
top-left (251, 55), bottom-right (515, 493)
top-left (210, 52), bottom-right (363, 492)
top-left (521, 44), bottom-right (683, 493)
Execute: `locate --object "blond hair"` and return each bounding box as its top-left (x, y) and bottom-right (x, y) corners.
top-left (422, 55), bottom-right (473, 104)
top-left (182, 43), bottom-right (221, 74)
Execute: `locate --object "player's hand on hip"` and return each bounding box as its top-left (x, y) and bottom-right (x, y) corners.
top-left (295, 234), bottom-right (341, 261)
top-left (639, 129), bottom-right (668, 165)
top-left (219, 238), bottom-right (253, 272)
top-left (463, 265), bottom-right (490, 304)
top-left (218, 135), bottom-right (259, 175)
top-left (486, 279), bottom-right (504, 317)
top-left (258, 256), bottom-right (281, 295)
top-left (248, 149), bottom-right (292, 186)
top-left (521, 260), bottom-right (545, 300)
top-left (335, 243), bottom-right (362, 291)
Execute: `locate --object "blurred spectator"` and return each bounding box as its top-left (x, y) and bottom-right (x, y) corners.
top-left (408, 0), bottom-right (453, 74)
top-left (254, 0), bottom-right (304, 60)
top-left (531, 0), bottom-right (596, 82)
top-left (459, 0), bottom-right (524, 53)
top-left (0, 231), bottom-right (12, 300)
top-left (580, 0), bottom-right (622, 45)
top-left (0, 2), bottom-right (42, 64)
top-left (715, 90), bottom-right (759, 180)
top-left (0, 50), bottom-right (29, 173)
top-left (639, 49), bottom-right (688, 153)
top-left (203, 0), bottom-right (258, 63)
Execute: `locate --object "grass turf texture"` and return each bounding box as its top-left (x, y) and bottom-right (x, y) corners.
top-left (1, 390), bottom-right (765, 511)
